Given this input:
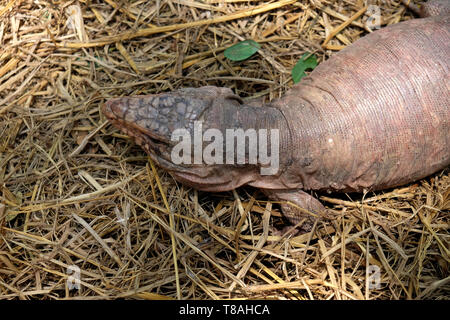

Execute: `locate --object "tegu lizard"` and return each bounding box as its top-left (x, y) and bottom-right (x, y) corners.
top-left (102, 0), bottom-right (449, 231)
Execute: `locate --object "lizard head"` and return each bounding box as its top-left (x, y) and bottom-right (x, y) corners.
top-left (102, 86), bottom-right (267, 192)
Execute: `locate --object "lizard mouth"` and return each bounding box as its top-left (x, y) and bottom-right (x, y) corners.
top-left (102, 96), bottom-right (184, 170)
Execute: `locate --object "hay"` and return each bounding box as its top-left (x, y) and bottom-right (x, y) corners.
top-left (0, 0), bottom-right (448, 300)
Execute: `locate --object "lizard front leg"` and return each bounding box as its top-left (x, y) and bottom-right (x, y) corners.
top-left (262, 189), bottom-right (326, 232)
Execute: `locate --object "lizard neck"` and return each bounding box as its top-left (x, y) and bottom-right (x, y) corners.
top-left (248, 95), bottom-right (318, 190)
top-left (201, 99), bottom-right (292, 178)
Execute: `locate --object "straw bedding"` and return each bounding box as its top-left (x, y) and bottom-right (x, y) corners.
top-left (0, 0), bottom-right (448, 299)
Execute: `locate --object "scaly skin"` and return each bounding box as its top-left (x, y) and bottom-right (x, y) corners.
top-left (103, 1), bottom-right (450, 231)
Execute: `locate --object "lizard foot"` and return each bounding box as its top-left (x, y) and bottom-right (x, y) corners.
top-left (263, 189), bottom-right (326, 233)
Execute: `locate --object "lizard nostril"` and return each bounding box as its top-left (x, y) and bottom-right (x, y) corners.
top-left (103, 99), bottom-right (116, 117)
top-left (106, 98), bottom-right (128, 120)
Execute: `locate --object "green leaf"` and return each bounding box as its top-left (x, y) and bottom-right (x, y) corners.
top-left (291, 53), bottom-right (318, 83)
top-left (224, 40), bottom-right (261, 62)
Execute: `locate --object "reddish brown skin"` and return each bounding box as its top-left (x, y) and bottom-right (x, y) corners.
top-left (103, 2), bottom-right (450, 230)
